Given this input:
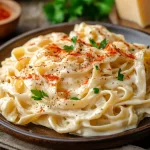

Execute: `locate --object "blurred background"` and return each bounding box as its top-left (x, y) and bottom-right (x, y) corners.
top-left (0, 0), bottom-right (150, 45)
top-left (0, 0), bottom-right (114, 39)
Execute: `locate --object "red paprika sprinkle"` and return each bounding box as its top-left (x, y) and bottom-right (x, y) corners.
top-left (83, 80), bottom-right (88, 84)
top-left (0, 7), bottom-right (10, 21)
top-left (43, 74), bottom-right (59, 81)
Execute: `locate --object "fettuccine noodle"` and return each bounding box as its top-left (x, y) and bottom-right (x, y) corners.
top-left (0, 23), bottom-right (150, 136)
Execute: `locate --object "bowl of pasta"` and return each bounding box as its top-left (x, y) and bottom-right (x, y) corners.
top-left (0, 22), bottom-right (150, 150)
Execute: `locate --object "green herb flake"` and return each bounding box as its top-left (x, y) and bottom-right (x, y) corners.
top-left (95, 65), bottom-right (99, 70)
top-left (31, 89), bottom-right (49, 101)
top-left (89, 38), bottom-right (99, 48)
top-left (63, 45), bottom-right (74, 52)
top-left (131, 49), bottom-right (135, 51)
top-left (99, 38), bottom-right (108, 49)
top-left (70, 97), bottom-right (80, 100)
top-left (71, 36), bottom-right (77, 44)
top-left (118, 68), bottom-right (124, 81)
top-left (93, 88), bottom-right (99, 94)
top-left (41, 91), bottom-right (49, 97)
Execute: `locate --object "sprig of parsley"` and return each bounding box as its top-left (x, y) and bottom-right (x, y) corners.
top-left (89, 38), bottom-right (99, 48)
top-left (99, 38), bottom-right (108, 49)
top-left (63, 36), bottom-right (77, 52)
top-left (31, 89), bottom-right (49, 100)
top-left (71, 36), bottom-right (77, 44)
top-left (63, 45), bottom-right (74, 52)
top-left (89, 38), bottom-right (108, 49)
top-left (43, 0), bottom-right (114, 24)
top-left (118, 68), bottom-right (124, 81)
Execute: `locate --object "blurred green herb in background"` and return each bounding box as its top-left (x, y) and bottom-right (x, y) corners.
top-left (43, 0), bottom-right (114, 24)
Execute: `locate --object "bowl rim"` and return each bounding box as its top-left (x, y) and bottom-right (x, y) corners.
top-left (0, 21), bottom-right (150, 50)
top-left (0, 0), bottom-right (21, 25)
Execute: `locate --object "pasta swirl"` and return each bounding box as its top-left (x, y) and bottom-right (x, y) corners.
top-left (0, 23), bottom-right (150, 136)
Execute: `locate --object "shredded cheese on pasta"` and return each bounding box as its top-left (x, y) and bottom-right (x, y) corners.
top-left (0, 23), bottom-right (150, 136)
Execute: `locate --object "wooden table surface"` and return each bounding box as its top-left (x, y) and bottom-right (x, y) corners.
top-left (0, 1), bottom-right (150, 150)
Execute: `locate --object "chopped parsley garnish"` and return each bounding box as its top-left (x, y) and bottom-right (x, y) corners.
top-left (71, 36), bottom-right (77, 44)
top-left (118, 68), bottom-right (124, 81)
top-left (63, 36), bottom-right (77, 52)
top-left (89, 38), bottom-right (99, 48)
top-left (99, 38), bottom-right (108, 49)
top-left (95, 65), bottom-right (99, 70)
top-left (93, 88), bottom-right (99, 94)
top-left (63, 45), bottom-right (74, 52)
top-left (131, 49), bottom-right (135, 51)
top-left (70, 97), bottom-right (80, 100)
top-left (89, 38), bottom-right (108, 49)
top-left (31, 89), bottom-right (49, 100)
